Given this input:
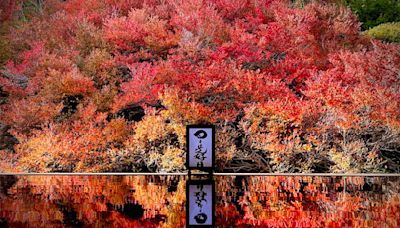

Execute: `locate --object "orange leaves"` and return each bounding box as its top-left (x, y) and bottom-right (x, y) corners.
top-left (15, 124), bottom-right (76, 172)
top-left (1, 176), bottom-right (399, 227)
top-left (44, 68), bottom-right (95, 100)
top-left (104, 10), bottom-right (147, 50)
top-left (14, 103), bottom-right (132, 172)
top-left (215, 176), bottom-right (400, 227)
top-left (160, 87), bottom-right (213, 124)
top-left (0, 176), bottom-right (187, 227)
top-left (104, 8), bottom-right (178, 54)
top-left (104, 118), bottom-right (129, 144)
top-left (2, 96), bottom-right (63, 131)
top-left (242, 99), bottom-right (304, 141)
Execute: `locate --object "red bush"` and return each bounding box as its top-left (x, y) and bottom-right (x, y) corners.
top-left (0, 0), bottom-right (399, 172)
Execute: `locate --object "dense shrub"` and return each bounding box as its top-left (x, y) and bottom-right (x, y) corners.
top-left (0, 0), bottom-right (399, 173)
top-left (364, 22), bottom-right (400, 43)
top-left (344, 0), bottom-right (400, 30)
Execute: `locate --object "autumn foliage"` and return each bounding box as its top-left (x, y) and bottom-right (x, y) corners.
top-left (0, 0), bottom-right (399, 172)
top-left (0, 175), bottom-right (399, 227)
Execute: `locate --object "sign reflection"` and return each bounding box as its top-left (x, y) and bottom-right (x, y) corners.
top-left (186, 180), bottom-right (215, 227)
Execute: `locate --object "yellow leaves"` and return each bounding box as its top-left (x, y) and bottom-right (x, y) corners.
top-left (130, 113), bottom-right (172, 148)
top-left (124, 176), bottom-right (186, 226)
top-left (134, 183), bottom-right (167, 212)
top-left (170, 122), bottom-right (186, 147)
top-left (142, 145), bottom-right (185, 172)
top-left (160, 147), bottom-right (185, 172)
top-left (329, 139), bottom-right (386, 173)
top-left (2, 0), bottom-right (398, 174)
top-left (329, 148), bottom-right (356, 173)
top-left (243, 104), bottom-right (296, 137)
top-left (121, 110), bottom-right (186, 171)
top-left (16, 127), bottom-right (59, 172)
top-left (15, 107), bottom-right (131, 172)
top-left (19, 124), bottom-right (110, 172)
top-left (302, 144), bottom-right (312, 152)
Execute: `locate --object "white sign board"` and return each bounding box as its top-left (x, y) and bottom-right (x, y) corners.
top-left (186, 125), bottom-right (215, 170)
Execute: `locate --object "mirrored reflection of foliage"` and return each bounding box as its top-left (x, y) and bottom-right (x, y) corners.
top-left (0, 176), bottom-right (399, 227)
top-left (216, 176), bottom-right (400, 227)
top-left (0, 175), bottom-right (187, 227)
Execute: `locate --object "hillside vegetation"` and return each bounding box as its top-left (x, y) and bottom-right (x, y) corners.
top-left (0, 0), bottom-right (399, 173)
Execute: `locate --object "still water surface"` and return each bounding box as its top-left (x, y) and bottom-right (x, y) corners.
top-left (0, 175), bottom-right (399, 227)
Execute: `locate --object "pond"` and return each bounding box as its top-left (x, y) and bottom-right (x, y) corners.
top-left (0, 175), bottom-right (399, 227)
